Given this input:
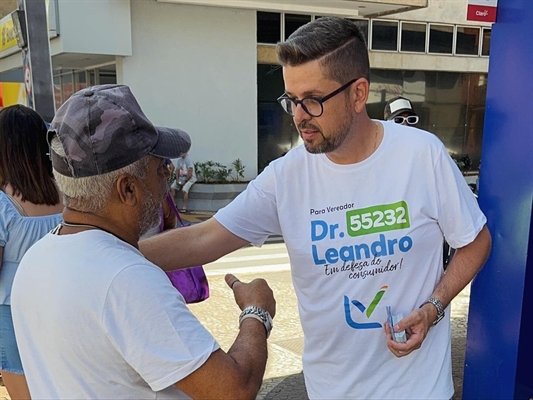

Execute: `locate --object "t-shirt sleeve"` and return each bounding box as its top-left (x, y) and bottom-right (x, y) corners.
top-left (215, 163), bottom-right (282, 247)
top-left (102, 264), bottom-right (219, 392)
top-left (0, 197), bottom-right (10, 247)
top-left (434, 146), bottom-right (487, 249)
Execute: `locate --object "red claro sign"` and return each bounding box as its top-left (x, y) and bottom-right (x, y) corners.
top-left (467, 0), bottom-right (498, 23)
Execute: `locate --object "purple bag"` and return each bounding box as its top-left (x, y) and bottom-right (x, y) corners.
top-left (162, 194), bottom-right (210, 304)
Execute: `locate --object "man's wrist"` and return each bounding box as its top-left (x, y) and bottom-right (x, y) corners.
top-left (239, 306), bottom-right (273, 339)
top-left (419, 297), bottom-right (445, 326)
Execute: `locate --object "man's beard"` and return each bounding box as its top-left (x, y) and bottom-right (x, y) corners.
top-left (138, 186), bottom-right (165, 237)
top-left (299, 107), bottom-right (354, 154)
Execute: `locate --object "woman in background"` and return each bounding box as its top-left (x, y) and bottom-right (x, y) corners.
top-left (0, 105), bottom-right (63, 399)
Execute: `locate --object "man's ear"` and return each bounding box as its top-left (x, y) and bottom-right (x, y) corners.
top-left (116, 174), bottom-right (140, 206)
top-left (351, 78), bottom-right (370, 114)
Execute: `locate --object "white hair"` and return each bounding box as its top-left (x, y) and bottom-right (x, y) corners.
top-left (50, 137), bottom-right (150, 213)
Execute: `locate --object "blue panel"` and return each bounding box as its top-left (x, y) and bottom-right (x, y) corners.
top-left (463, 0), bottom-right (533, 399)
top-left (515, 210), bottom-right (533, 397)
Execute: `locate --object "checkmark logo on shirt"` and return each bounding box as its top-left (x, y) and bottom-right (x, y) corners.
top-left (344, 285), bottom-right (388, 330)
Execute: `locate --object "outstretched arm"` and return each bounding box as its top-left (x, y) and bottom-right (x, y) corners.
top-left (386, 224), bottom-right (492, 357)
top-left (175, 274), bottom-right (276, 399)
top-left (139, 217), bottom-right (249, 271)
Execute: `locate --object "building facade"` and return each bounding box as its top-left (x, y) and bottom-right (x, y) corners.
top-left (0, 0), bottom-right (490, 179)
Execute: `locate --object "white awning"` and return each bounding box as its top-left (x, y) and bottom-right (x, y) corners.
top-left (155, 0), bottom-right (428, 18)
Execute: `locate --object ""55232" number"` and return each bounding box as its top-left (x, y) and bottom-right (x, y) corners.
top-left (346, 201), bottom-right (410, 237)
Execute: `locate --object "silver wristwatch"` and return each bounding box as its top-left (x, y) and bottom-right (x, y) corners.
top-left (239, 306), bottom-right (273, 339)
top-left (420, 297), bottom-right (445, 326)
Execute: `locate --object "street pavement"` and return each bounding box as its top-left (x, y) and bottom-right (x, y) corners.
top-left (178, 210), bottom-right (215, 225)
top-left (0, 212), bottom-right (472, 399)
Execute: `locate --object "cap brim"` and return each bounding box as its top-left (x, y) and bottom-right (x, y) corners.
top-left (390, 109), bottom-right (417, 119)
top-left (151, 126), bottom-right (191, 159)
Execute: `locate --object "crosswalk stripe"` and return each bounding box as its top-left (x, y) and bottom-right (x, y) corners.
top-left (205, 263), bottom-right (291, 277)
top-left (209, 253), bottom-right (289, 264)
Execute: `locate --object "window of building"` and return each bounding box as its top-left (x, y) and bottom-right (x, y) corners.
top-left (257, 12), bottom-right (281, 44)
top-left (456, 26), bottom-right (480, 55)
top-left (60, 71), bottom-right (74, 103)
top-left (74, 71), bottom-right (88, 92)
top-left (371, 20), bottom-right (398, 51)
top-left (481, 28), bottom-right (491, 56)
top-left (87, 70), bottom-right (96, 86)
top-left (53, 74), bottom-right (62, 111)
top-left (284, 14), bottom-right (311, 40)
top-left (53, 66), bottom-right (116, 109)
top-left (400, 22), bottom-right (426, 53)
top-left (97, 68), bottom-right (117, 85)
top-left (352, 19), bottom-right (369, 47)
top-left (429, 24), bottom-right (454, 54)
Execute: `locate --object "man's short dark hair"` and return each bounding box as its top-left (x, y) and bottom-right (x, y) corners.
top-left (276, 17), bottom-right (370, 85)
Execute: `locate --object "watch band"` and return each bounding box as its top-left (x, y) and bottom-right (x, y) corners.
top-left (420, 297), bottom-right (445, 326)
top-left (239, 306), bottom-right (273, 339)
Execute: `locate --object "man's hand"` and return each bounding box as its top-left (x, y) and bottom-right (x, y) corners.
top-left (383, 306), bottom-right (435, 357)
top-left (225, 274), bottom-right (276, 319)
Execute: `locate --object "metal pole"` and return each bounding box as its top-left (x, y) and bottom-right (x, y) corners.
top-left (17, 0), bottom-right (55, 122)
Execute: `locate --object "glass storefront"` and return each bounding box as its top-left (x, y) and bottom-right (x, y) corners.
top-left (368, 70), bottom-right (486, 170)
top-left (53, 65), bottom-right (116, 110)
top-left (257, 64), bottom-right (300, 172)
top-left (258, 65), bottom-right (486, 173)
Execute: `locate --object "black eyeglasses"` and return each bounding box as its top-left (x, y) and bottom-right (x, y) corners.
top-left (277, 78), bottom-right (360, 118)
top-left (392, 115), bottom-right (419, 125)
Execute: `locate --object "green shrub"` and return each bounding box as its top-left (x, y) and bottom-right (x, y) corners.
top-left (232, 159), bottom-right (246, 182)
top-left (195, 159), bottom-right (246, 183)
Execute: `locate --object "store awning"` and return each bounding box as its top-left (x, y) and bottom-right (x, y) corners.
top-left (155, 0), bottom-right (427, 18)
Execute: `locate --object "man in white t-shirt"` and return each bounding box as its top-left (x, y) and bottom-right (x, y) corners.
top-left (140, 18), bottom-right (491, 399)
top-left (11, 84), bottom-right (276, 399)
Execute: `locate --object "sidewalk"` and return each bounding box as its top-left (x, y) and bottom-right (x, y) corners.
top-left (178, 209), bottom-right (215, 224)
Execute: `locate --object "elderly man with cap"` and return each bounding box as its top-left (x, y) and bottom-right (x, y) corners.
top-left (11, 84), bottom-right (275, 399)
top-left (384, 96), bottom-right (420, 126)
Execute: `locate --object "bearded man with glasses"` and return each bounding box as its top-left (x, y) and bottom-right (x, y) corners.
top-left (141, 16), bottom-right (491, 400)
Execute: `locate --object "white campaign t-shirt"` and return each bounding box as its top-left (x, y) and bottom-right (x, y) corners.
top-left (215, 121), bottom-right (486, 399)
top-left (12, 230), bottom-right (219, 399)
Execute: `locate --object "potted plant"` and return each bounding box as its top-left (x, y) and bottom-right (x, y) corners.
top-left (187, 159), bottom-right (249, 212)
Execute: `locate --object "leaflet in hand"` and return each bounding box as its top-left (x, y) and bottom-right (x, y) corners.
top-left (386, 306), bottom-right (407, 343)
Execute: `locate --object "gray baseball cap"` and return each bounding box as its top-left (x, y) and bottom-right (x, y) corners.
top-left (49, 84), bottom-right (191, 178)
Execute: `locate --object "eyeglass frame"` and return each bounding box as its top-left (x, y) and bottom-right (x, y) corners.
top-left (391, 115), bottom-right (419, 125)
top-left (277, 78), bottom-right (360, 118)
